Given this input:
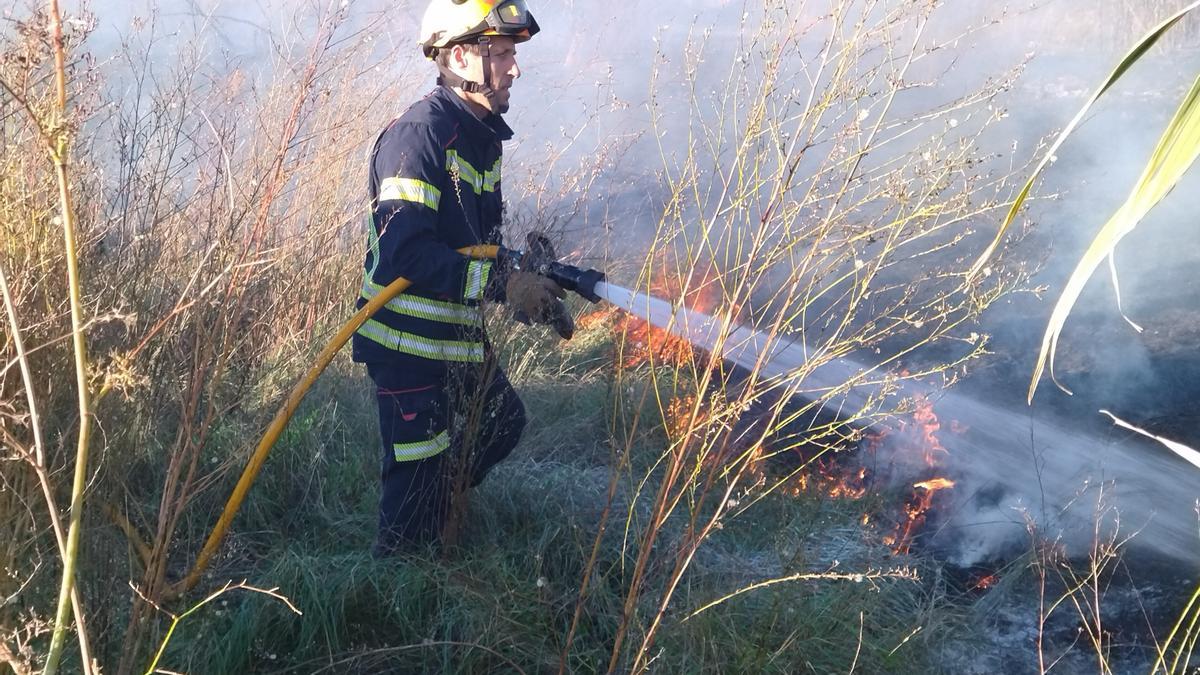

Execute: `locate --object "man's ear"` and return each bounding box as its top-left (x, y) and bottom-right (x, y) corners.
top-left (450, 44), bottom-right (472, 71)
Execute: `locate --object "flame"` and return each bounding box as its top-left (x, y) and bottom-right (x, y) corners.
top-left (616, 314), bottom-right (697, 368)
top-left (914, 477), bottom-right (956, 491)
top-left (909, 395), bottom-right (947, 466)
top-left (575, 303), bottom-right (696, 368)
top-left (582, 258), bottom-right (970, 554)
top-left (576, 258), bottom-right (727, 370)
top-left (971, 573), bottom-right (999, 591)
top-left (786, 459), bottom-right (870, 501)
top-left (700, 388), bottom-right (962, 554)
top-left (577, 305), bottom-right (619, 331)
top-left (885, 476), bottom-right (956, 554)
top-left (877, 397), bottom-right (959, 554)
top-left (826, 465), bottom-right (869, 499)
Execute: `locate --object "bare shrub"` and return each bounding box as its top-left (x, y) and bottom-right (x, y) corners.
top-left (546, 2), bottom-right (1036, 670)
top-left (2, 1), bottom-right (425, 670)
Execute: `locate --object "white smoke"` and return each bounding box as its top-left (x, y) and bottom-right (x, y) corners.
top-left (74, 0), bottom-right (1200, 563)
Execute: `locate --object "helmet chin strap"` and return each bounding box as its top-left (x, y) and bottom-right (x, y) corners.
top-left (436, 36), bottom-right (497, 102)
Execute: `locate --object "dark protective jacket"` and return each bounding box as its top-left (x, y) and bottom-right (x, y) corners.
top-left (352, 86), bottom-right (512, 375)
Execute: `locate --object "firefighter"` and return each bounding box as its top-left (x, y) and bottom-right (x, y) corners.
top-left (353, 0), bottom-right (568, 554)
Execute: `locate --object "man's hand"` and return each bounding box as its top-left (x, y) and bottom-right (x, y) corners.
top-left (506, 270), bottom-right (574, 340)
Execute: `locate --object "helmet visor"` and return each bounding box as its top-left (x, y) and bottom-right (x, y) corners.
top-left (487, 0), bottom-right (533, 33)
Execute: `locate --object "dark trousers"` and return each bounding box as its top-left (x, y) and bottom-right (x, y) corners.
top-left (367, 361), bottom-right (526, 553)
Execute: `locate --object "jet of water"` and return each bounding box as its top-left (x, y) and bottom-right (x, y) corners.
top-left (593, 281), bottom-right (1200, 564)
top-left (595, 281), bottom-right (862, 388)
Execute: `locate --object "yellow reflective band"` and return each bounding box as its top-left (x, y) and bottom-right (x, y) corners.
top-left (379, 177), bottom-right (441, 210)
top-left (393, 430), bottom-right (450, 462)
top-left (446, 150), bottom-right (482, 193)
top-left (464, 261), bottom-right (491, 301)
top-left (483, 160), bottom-right (501, 192)
top-left (357, 318), bottom-right (484, 363)
top-left (360, 281), bottom-right (482, 326)
top-left (446, 151), bottom-right (501, 195)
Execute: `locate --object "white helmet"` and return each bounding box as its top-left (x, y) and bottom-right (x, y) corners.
top-left (419, 0), bottom-right (540, 60)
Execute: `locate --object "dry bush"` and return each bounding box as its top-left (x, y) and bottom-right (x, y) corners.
top-left (1, 0), bottom-right (1041, 671)
top-left (2, 1), bottom-right (427, 670)
top-left (548, 1), bottom-right (1037, 670)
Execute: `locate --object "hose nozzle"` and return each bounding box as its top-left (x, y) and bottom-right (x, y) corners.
top-left (541, 261), bottom-right (604, 303)
top-left (501, 235), bottom-right (605, 303)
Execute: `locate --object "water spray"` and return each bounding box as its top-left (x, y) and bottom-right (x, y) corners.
top-left (586, 276), bottom-right (1200, 565)
top-left (163, 240), bottom-right (1198, 597)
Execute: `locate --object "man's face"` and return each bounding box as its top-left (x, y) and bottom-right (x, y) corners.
top-left (452, 36), bottom-right (521, 115)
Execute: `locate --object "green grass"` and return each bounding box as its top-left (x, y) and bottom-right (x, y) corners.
top-left (123, 327), bottom-right (965, 674)
top-left (0, 2), bottom-right (1042, 669)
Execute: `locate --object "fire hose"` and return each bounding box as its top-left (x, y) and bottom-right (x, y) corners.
top-left (151, 243), bottom-right (604, 597)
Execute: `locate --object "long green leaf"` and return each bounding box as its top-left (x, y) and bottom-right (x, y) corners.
top-left (967, 0), bottom-right (1200, 281)
top-left (1100, 410), bottom-right (1200, 470)
top-left (1028, 75), bottom-right (1200, 402)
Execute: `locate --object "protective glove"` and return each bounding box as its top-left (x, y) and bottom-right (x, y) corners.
top-left (506, 270), bottom-right (574, 340)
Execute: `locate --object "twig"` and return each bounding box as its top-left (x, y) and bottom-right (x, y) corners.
top-left (848, 610), bottom-right (865, 674)
top-left (142, 580), bottom-right (302, 675)
top-left (684, 568), bottom-right (919, 621)
top-left (291, 642), bottom-right (527, 675)
top-left (0, 265), bottom-right (46, 468)
top-left (0, 640), bottom-right (33, 675)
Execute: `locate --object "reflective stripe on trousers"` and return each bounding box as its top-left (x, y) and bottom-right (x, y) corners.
top-left (368, 362), bottom-right (527, 552)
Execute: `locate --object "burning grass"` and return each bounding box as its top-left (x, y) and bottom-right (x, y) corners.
top-left (578, 257), bottom-right (727, 371)
top-left (8, 0), bottom-right (1185, 673)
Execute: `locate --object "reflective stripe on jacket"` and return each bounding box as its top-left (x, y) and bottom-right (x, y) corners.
top-left (352, 86), bottom-right (513, 373)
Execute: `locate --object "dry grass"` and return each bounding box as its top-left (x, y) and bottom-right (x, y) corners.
top-left (1, 1), bottom-right (421, 671)
top-left (4, 0), bottom-right (1188, 672)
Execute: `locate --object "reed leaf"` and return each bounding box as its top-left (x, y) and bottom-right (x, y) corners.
top-left (968, 0), bottom-right (1200, 281)
top-left (1028, 75), bottom-right (1200, 402)
top-left (1100, 410), bottom-right (1200, 471)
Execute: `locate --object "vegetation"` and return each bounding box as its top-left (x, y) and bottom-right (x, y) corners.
top-left (967, 0), bottom-right (1200, 404)
top-left (971, 3), bottom-right (1200, 672)
top-left (1, 0), bottom-right (1195, 673)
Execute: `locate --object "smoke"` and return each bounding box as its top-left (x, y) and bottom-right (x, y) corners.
top-left (73, 0), bottom-right (1200, 562)
top-left (935, 396), bottom-right (1200, 566)
top-left (597, 276), bottom-right (1198, 563)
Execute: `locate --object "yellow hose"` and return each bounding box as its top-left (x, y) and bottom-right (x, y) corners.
top-left (170, 245), bottom-right (499, 596)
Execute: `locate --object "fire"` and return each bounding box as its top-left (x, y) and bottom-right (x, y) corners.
top-left (910, 395), bottom-right (948, 465)
top-left (871, 395), bottom-right (960, 554)
top-left (971, 573), bottom-right (999, 591)
top-left (787, 460), bottom-right (869, 501)
top-left (575, 256), bottom-right (728, 369)
top-left (781, 395), bottom-right (961, 548)
top-left (913, 478), bottom-right (955, 491)
top-left (885, 476), bottom-right (956, 554)
top-left (577, 305), bottom-right (619, 331)
top-left (580, 256), bottom-right (968, 554)
top-left (826, 465), bottom-right (870, 499)
top-left (680, 386), bottom-right (962, 554)
top-left (615, 314), bottom-right (698, 368)
top-left (576, 306), bottom-right (698, 368)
